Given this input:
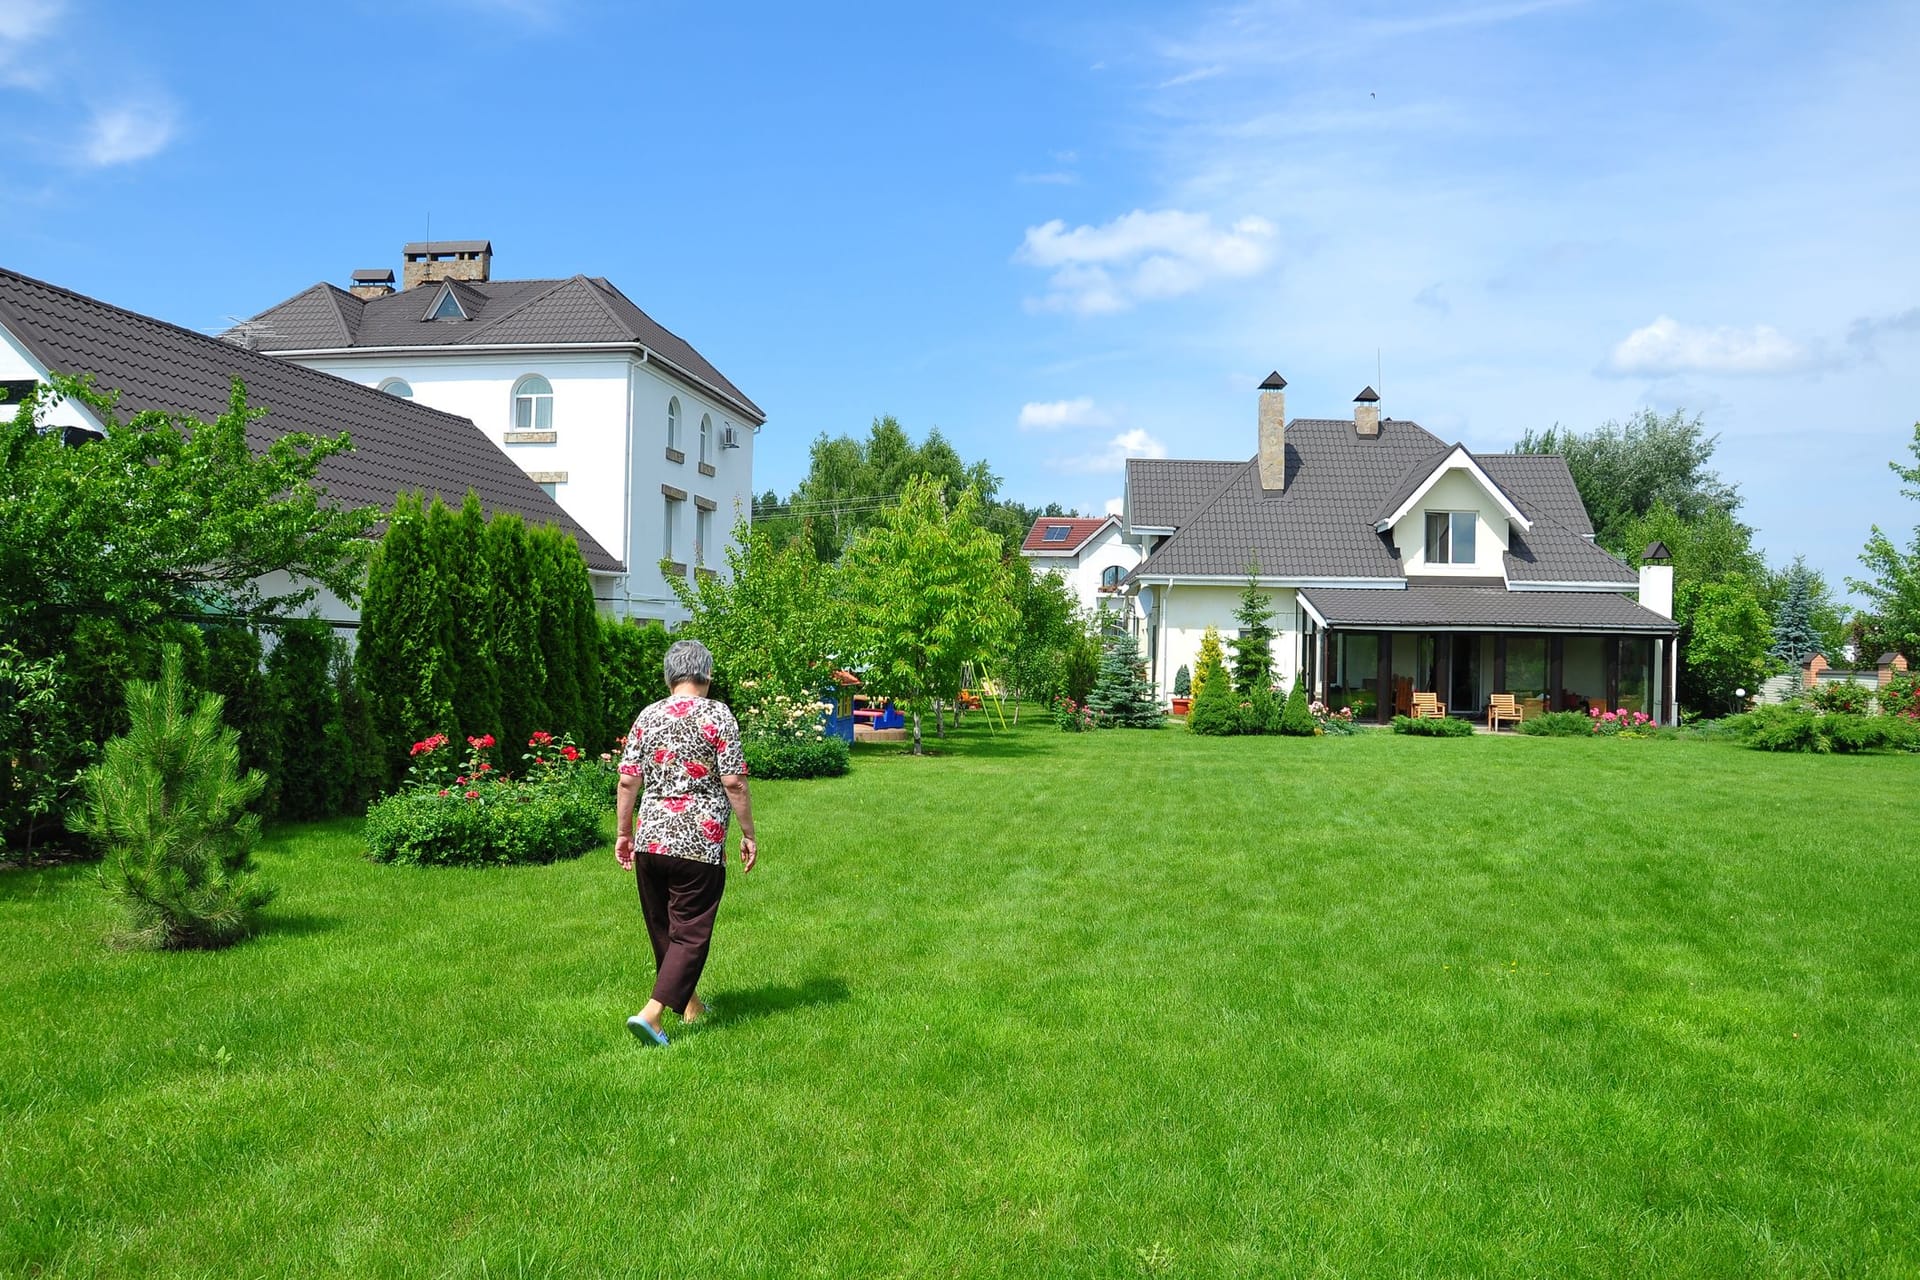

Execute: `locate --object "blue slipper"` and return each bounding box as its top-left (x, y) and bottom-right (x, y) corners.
top-left (626, 1015), bottom-right (669, 1047)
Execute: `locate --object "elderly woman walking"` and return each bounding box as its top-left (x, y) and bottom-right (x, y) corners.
top-left (615, 639), bottom-right (757, 1046)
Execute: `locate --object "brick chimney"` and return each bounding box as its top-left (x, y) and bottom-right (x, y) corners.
top-left (349, 268), bottom-right (395, 300)
top-left (1354, 385), bottom-right (1380, 437)
top-left (1880, 652), bottom-right (1909, 687)
top-left (1257, 371), bottom-right (1287, 490)
top-left (1804, 653), bottom-right (1827, 687)
top-left (401, 239), bottom-right (492, 291)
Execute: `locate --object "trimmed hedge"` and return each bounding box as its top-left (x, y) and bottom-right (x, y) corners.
top-left (1516, 711), bottom-right (1592, 737)
top-left (365, 787), bottom-right (603, 867)
top-left (744, 737), bottom-right (851, 780)
top-left (1391, 714), bottom-right (1475, 737)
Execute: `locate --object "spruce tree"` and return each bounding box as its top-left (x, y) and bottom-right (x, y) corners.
top-left (80, 646), bottom-right (274, 950)
top-left (357, 492), bottom-right (456, 786)
top-left (1228, 567), bottom-right (1276, 695)
top-left (1185, 642), bottom-right (1238, 736)
top-left (1770, 557), bottom-right (1823, 670)
top-left (1084, 632), bottom-right (1166, 727)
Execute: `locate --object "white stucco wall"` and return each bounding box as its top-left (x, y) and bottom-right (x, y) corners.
top-left (291, 350), bottom-right (756, 624)
top-left (1026, 524), bottom-right (1143, 616)
top-left (1148, 583), bottom-right (1303, 701)
top-left (1389, 469), bottom-right (1513, 577)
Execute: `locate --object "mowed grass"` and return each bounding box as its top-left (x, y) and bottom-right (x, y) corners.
top-left (3, 720), bottom-right (1918, 1278)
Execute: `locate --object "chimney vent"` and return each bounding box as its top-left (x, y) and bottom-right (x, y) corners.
top-left (402, 239), bottom-right (492, 291)
top-left (1354, 385), bottom-right (1380, 436)
top-left (349, 268), bottom-right (395, 300)
top-left (1257, 372), bottom-right (1287, 490)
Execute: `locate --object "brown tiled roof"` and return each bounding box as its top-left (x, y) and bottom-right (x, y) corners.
top-left (1299, 583), bottom-right (1675, 632)
top-left (237, 274), bottom-right (763, 423)
top-left (1021, 516), bottom-right (1113, 553)
top-left (0, 265), bottom-right (622, 573)
top-left (1124, 457), bottom-right (1243, 529)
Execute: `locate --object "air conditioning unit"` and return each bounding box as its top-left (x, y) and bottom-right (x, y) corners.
top-left (720, 425), bottom-right (742, 450)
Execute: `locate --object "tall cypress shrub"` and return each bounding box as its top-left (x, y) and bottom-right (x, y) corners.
top-left (446, 492), bottom-right (503, 746)
top-left (485, 512), bottom-right (548, 755)
top-left (268, 619), bottom-right (350, 821)
top-left (202, 625), bottom-right (278, 814)
top-left (357, 492), bottom-right (457, 786)
top-left (531, 526), bottom-right (585, 742)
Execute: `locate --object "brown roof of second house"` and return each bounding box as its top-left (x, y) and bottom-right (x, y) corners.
top-left (236, 274), bottom-right (764, 423)
top-left (0, 265), bottom-right (622, 573)
top-left (1020, 516), bottom-right (1114, 554)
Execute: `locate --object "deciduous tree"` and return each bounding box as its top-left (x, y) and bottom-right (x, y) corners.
top-left (1848, 423), bottom-right (1920, 660)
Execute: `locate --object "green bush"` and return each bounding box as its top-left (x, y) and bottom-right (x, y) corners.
top-left (1518, 710), bottom-right (1595, 737)
top-left (1172, 665), bottom-right (1191, 698)
top-left (1806, 681), bottom-right (1875, 716)
top-left (77, 647), bottom-right (275, 949)
top-left (743, 736), bottom-right (852, 780)
top-left (1880, 670), bottom-right (1919, 721)
top-left (1279, 680), bottom-right (1317, 737)
top-left (364, 732), bottom-right (606, 867)
top-left (1186, 664), bottom-right (1240, 736)
top-left (1731, 707), bottom-right (1915, 754)
top-left (1392, 714), bottom-right (1474, 738)
top-left (1242, 682), bottom-right (1281, 734)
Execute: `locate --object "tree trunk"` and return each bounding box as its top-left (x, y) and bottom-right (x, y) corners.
top-left (935, 699), bottom-right (945, 738)
top-left (911, 707), bottom-right (923, 755)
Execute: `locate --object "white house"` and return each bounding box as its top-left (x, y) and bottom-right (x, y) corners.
top-left (0, 264), bottom-right (622, 628)
top-left (1018, 516), bottom-right (1143, 622)
top-left (1121, 374), bottom-right (1682, 723)
top-left (234, 241), bottom-right (764, 623)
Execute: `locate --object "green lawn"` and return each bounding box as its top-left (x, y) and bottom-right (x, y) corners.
top-left (4, 721), bottom-right (1917, 1277)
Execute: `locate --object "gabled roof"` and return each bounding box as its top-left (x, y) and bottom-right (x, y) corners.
top-left (1124, 457), bottom-right (1243, 530)
top-left (1123, 416), bottom-right (1633, 588)
top-left (0, 265), bottom-right (621, 573)
top-left (1020, 516), bottom-right (1115, 554)
top-left (235, 274), bottom-right (763, 423)
top-left (1372, 443), bottom-right (1532, 534)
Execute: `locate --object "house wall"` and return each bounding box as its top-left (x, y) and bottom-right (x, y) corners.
top-left (1151, 584), bottom-right (1302, 699)
top-left (293, 351), bottom-right (756, 624)
top-left (1390, 469), bottom-right (1512, 577)
top-left (1027, 526), bottom-right (1143, 616)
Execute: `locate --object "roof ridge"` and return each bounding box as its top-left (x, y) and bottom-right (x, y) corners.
top-left (1129, 456), bottom-right (1258, 579)
top-left (319, 283), bottom-right (364, 343)
top-left (456, 273), bottom-right (625, 346)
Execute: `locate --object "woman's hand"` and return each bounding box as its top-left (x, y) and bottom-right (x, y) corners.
top-left (739, 836), bottom-right (757, 874)
top-left (614, 834), bottom-right (635, 870)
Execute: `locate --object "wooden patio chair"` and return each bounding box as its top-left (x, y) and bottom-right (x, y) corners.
top-left (1487, 692), bottom-right (1521, 732)
top-left (1393, 677), bottom-right (1412, 717)
top-left (1410, 691), bottom-right (1447, 719)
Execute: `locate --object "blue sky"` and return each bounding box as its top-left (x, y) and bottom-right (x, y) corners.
top-left (4, 0), bottom-right (1917, 593)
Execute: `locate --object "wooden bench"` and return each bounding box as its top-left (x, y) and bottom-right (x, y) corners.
top-left (1410, 691), bottom-right (1447, 719)
top-left (1487, 692), bottom-right (1521, 732)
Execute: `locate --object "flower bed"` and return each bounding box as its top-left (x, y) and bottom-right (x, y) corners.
top-left (1589, 708), bottom-right (1656, 738)
top-left (364, 732), bottom-right (607, 867)
top-left (736, 681), bottom-right (850, 779)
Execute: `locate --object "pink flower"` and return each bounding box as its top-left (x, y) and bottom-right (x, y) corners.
top-left (662, 796), bottom-right (692, 814)
top-left (653, 748), bottom-right (673, 765)
top-left (437, 789), bottom-right (449, 797)
top-left (665, 700), bottom-right (693, 719)
top-left (700, 818), bottom-right (727, 843)
top-left (684, 761), bottom-right (709, 780)
top-left (463, 789), bottom-right (480, 800)
top-left (561, 745), bottom-right (580, 762)
top-left (700, 723), bottom-right (723, 749)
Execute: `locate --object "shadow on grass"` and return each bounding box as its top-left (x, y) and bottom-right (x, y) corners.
top-left (704, 975), bottom-right (851, 1028)
top-left (260, 910), bottom-right (340, 940)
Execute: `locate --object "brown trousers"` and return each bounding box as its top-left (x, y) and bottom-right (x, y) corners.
top-left (635, 853), bottom-right (727, 1015)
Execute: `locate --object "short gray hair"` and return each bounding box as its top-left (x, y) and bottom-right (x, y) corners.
top-left (663, 638), bottom-right (714, 689)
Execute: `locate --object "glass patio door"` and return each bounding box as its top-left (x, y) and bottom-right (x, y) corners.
top-left (1449, 633), bottom-right (1480, 715)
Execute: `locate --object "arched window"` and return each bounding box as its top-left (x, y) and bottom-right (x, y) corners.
top-left (512, 375), bottom-right (553, 432)
top-left (667, 397), bottom-right (682, 452)
top-left (378, 378), bottom-right (413, 399)
top-left (699, 413), bottom-right (713, 465)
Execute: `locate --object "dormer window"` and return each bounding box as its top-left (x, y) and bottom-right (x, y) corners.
top-left (512, 374), bottom-right (553, 432)
top-left (1043, 525), bottom-right (1072, 543)
top-left (1426, 511), bottom-right (1477, 565)
top-left (427, 284), bottom-right (468, 321)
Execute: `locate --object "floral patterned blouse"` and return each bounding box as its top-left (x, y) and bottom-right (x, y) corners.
top-left (618, 695), bottom-right (747, 866)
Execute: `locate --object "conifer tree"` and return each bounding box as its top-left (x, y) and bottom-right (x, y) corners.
top-left (1279, 677), bottom-right (1318, 736)
top-left (1084, 632), bottom-right (1165, 727)
top-left (1185, 640), bottom-right (1238, 736)
top-left (268, 619), bottom-right (348, 821)
top-left (1173, 664), bottom-right (1191, 697)
top-left (80, 646), bottom-right (274, 950)
top-left (446, 492), bottom-right (503, 747)
top-left (357, 492), bottom-right (456, 785)
top-left (485, 512), bottom-right (549, 754)
top-left (1228, 564), bottom-right (1276, 695)
top-left (1192, 626), bottom-right (1225, 701)
top-left (1769, 556), bottom-right (1823, 671)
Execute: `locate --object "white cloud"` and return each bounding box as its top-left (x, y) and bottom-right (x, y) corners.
top-left (0, 0), bottom-right (60, 86)
top-left (1104, 495), bottom-right (1124, 516)
top-left (1016, 209), bottom-right (1276, 315)
top-left (1060, 428), bottom-right (1168, 474)
top-left (1159, 64), bottom-right (1224, 89)
top-left (1019, 397), bottom-right (1112, 430)
top-left (80, 101), bottom-right (176, 166)
top-left (1604, 315), bottom-right (1817, 377)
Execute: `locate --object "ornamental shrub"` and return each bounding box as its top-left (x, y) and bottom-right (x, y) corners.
top-left (1731, 706), bottom-right (1915, 754)
top-left (1172, 665), bottom-right (1191, 698)
top-left (1589, 707), bottom-right (1657, 738)
top-left (78, 647), bottom-right (275, 949)
top-left (364, 731), bottom-right (605, 866)
top-left (1806, 680), bottom-right (1874, 715)
top-left (600, 618), bottom-right (674, 749)
top-left (1517, 711), bottom-right (1591, 737)
top-left (1085, 633), bottom-right (1165, 728)
top-left (1186, 643), bottom-right (1238, 736)
top-left (1309, 698), bottom-right (1356, 735)
top-left (1391, 714), bottom-right (1474, 737)
top-left (1191, 627), bottom-right (1224, 701)
top-left (1279, 679), bottom-right (1317, 737)
top-left (743, 736), bottom-right (851, 780)
top-left (1879, 670), bottom-right (1920, 721)
top-left (1243, 681), bottom-right (1281, 734)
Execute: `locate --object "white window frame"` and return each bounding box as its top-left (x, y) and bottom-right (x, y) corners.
top-left (699, 413), bottom-right (713, 465)
top-left (378, 377), bottom-right (413, 399)
top-left (667, 397), bottom-right (681, 451)
top-left (696, 506), bottom-right (713, 567)
top-left (1425, 510), bottom-right (1477, 566)
top-left (512, 375), bottom-right (553, 433)
top-left (663, 495), bottom-right (682, 562)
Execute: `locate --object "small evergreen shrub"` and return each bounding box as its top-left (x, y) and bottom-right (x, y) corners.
top-left (743, 736), bottom-right (851, 780)
top-left (1730, 707), bottom-right (1915, 754)
top-left (364, 732), bottom-right (605, 866)
top-left (1172, 665), bottom-right (1191, 698)
top-left (1243, 682), bottom-right (1281, 734)
top-left (1392, 714), bottom-right (1474, 738)
top-left (1279, 680), bottom-right (1317, 737)
top-left (1085, 634), bottom-right (1165, 728)
top-left (78, 647), bottom-right (275, 949)
top-left (1190, 627), bottom-right (1224, 702)
top-left (1517, 711), bottom-right (1591, 737)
